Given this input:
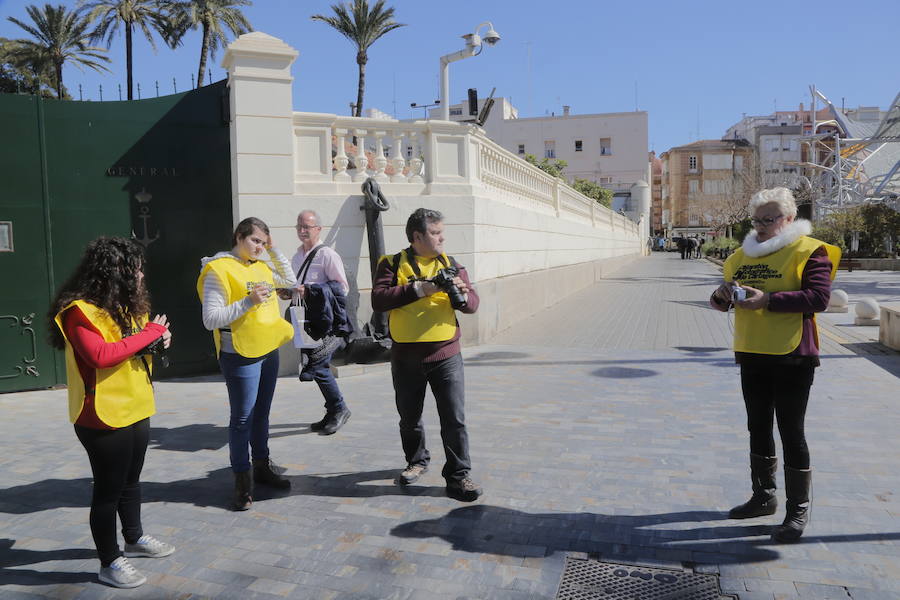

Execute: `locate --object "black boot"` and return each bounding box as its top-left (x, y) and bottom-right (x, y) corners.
top-left (772, 466), bottom-right (811, 543)
top-left (729, 454), bottom-right (778, 519)
top-left (233, 471), bottom-right (253, 511)
top-left (253, 458), bottom-right (291, 489)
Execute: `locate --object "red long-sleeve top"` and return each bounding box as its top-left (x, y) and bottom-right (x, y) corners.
top-left (62, 306), bottom-right (166, 429)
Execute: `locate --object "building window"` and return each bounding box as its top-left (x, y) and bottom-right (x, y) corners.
top-left (688, 155), bottom-right (697, 171)
top-left (517, 144), bottom-right (525, 155)
top-left (734, 155), bottom-right (744, 170)
top-left (575, 140), bottom-right (583, 152)
top-left (544, 140), bottom-right (556, 159)
top-left (449, 107), bottom-right (463, 116)
top-left (599, 176), bottom-right (612, 184)
top-left (599, 138), bottom-right (612, 155)
top-left (406, 145), bottom-right (413, 159)
top-left (688, 180), bottom-right (699, 196)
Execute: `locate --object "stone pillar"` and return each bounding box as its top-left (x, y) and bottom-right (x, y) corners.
top-left (222, 32), bottom-right (299, 225)
top-left (631, 180), bottom-right (651, 255)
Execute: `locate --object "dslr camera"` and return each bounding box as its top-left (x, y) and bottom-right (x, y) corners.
top-left (430, 267), bottom-right (467, 310)
top-left (139, 337), bottom-right (170, 368)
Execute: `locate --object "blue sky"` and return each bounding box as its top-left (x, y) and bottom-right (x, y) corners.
top-left (1, 0), bottom-right (897, 152)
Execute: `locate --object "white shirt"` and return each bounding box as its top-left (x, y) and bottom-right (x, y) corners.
top-left (291, 242), bottom-right (350, 296)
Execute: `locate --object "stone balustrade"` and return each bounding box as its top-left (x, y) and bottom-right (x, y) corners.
top-left (291, 111), bottom-right (638, 237)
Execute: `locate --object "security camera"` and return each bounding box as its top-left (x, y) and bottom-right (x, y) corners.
top-left (482, 27), bottom-right (501, 46)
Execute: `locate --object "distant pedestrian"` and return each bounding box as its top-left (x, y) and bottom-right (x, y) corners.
top-left (198, 217), bottom-right (296, 511)
top-left (678, 237), bottom-right (688, 259)
top-left (709, 187), bottom-right (841, 543)
top-left (49, 237), bottom-right (175, 588)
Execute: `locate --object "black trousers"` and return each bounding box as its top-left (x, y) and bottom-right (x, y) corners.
top-left (391, 352), bottom-right (471, 482)
top-left (75, 418), bottom-right (149, 566)
top-left (740, 364), bottom-right (814, 469)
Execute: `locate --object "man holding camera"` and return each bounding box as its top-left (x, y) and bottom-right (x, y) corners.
top-left (371, 208), bottom-right (482, 502)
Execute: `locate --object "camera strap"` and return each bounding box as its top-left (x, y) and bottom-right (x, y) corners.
top-left (140, 355), bottom-right (154, 384)
top-left (293, 245), bottom-right (323, 308)
top-left (403, 247), bottom-right (453, 280)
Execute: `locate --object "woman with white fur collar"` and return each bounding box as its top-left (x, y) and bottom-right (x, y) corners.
top-left (710, 187), bottom-right (841, 543)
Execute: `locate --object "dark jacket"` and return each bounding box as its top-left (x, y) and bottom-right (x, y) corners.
top-left (305, 281), bottom-right (352, 340)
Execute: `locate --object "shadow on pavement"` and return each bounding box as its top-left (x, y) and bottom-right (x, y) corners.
top-left (392, 505), bottom-right (900, 567)
top-left (148, 422), bottom-right (316, 452)
top-left (390, 504), bottom-right (781, 565)
top-left (591, 367), bottom-right (658, 378)
top-left (0, 468), bottom-right (446, 515)
top-left (0, 538), bottom-right (95, 585)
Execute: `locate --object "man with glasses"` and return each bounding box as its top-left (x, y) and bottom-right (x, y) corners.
top-left (284, 210), bottom-right (352, 435)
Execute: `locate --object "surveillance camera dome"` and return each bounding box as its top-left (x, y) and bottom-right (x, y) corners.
top-left (483, 28), bottom-right (501, 45)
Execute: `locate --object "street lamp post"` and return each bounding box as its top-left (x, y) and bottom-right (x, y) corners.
top-left (438, 21), bottom-right (501, 121)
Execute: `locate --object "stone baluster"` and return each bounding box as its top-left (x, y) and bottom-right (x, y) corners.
top-left (407, 130), bottom-right (424, 183)
top-left (333, 128), bottom-right (351, 181)
top-left (352, 129), bottom-right (369, 182)
top-left (390, 130), bottom-right (406, 183)
top-left (372, 131), bottom-right (389, 182)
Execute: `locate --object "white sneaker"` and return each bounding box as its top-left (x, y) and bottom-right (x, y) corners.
top-left (98, 556), bottom-right (147, 588)
top-left (124, 535), bottom-right (175, 558)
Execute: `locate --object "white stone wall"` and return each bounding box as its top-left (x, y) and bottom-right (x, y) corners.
top-left (222, 32), bottom-right (643, 367)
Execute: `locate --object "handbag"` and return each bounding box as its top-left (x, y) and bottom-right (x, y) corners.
top-left (284, 245), bottom-right (323, 349)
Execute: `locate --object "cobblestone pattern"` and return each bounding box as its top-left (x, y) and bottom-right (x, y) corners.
top-left (1, 254), bottom-right (898, 599)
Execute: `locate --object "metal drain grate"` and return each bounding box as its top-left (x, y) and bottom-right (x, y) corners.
top-left (555, 556), bottom-right (737, 600)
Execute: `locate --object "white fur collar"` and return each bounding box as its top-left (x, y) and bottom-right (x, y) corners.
top-left (741, 219), bottom-right (812, 257)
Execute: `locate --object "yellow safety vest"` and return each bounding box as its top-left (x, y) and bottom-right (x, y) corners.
top-left (54, 300), bottom-right (155, 427)
top-left (724, 236), bottom-right (840, 355)
top-left (381, 249), bottom-right (459, 343)
top-left (197, 257), bottom-right (293, 358)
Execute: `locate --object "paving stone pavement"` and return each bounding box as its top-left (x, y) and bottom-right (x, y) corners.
top-left (1, 253), bottom-right (899, 600)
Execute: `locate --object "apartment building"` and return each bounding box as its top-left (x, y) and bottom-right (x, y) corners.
top-left (433, 98), bottom-right (649, 211)
top-left (660, 139), bottom-right (756, 237)
top-left (649, 151), bottom-right (663, 234)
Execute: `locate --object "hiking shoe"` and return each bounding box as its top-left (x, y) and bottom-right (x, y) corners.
top-left (98, 556), bottom-right (147, 588)
top-left (124, 535), bottom-right (175, 558)
top-left (321, 409), bottom-right (351, 435)
top-left (446, 477), bottom-right (483, 502)
top-left (397, 463), bottom-right (428, 485)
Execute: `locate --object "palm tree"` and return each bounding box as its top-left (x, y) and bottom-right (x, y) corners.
top-left (79, 0), bottom-right (179, 100)
top-left (7, 4), bottom-right (110, 99)
top-left (312, 0), bottom-right (405, 118)
top-left (171, 0), bottom-right (251, 89)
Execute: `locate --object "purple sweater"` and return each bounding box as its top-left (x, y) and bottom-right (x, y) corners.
top-left (713, 247), bottom-right (833, 366)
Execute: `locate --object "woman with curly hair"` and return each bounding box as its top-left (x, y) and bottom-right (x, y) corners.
top-left (49, 236), bottom-right (174, 588)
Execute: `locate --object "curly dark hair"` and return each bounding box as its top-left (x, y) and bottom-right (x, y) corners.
top-left (47, 236), bottom-right (151, 349)
top-left (405, 208), bottom-right (443, 243)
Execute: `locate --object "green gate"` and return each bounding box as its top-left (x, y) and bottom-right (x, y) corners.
top-left (0, 82), bottom-right (232, 393)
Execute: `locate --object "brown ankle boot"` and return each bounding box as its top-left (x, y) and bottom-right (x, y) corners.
top-left (233, 471), bottom-right (252, 511)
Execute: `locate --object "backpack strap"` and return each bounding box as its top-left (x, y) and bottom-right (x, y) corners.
top-left (390, 250), bottom-right (404, 287)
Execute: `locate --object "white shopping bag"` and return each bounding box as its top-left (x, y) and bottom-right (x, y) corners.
top-left (288, 304), bottom-right (318, 349)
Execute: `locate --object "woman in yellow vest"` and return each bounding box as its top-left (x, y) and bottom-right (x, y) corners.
top-left (197, 217), bottom-right (295, 511)
top-left (48, 237), bottom-right (175, 588)
top-left (711, 187), bottom-right (840, 543)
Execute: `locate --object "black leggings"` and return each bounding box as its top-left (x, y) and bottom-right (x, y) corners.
top-left (75, 418), bottom-right (149, 566)
top-left (740, 364), bottom-right (814, 469)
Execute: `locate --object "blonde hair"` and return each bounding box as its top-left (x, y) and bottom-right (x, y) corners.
top-left (748, 187), bottom-right (798, 218)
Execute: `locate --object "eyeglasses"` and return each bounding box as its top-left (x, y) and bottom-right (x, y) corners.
top-left (750, 215), bottom-right (784, 227)
top-left (296, 224), bottom-right (321, 230)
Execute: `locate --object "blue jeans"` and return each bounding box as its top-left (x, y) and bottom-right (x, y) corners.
top-left (307, 343), bottom-right (346, 414)
top-left (219, 349), bottom-right (280, 473)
